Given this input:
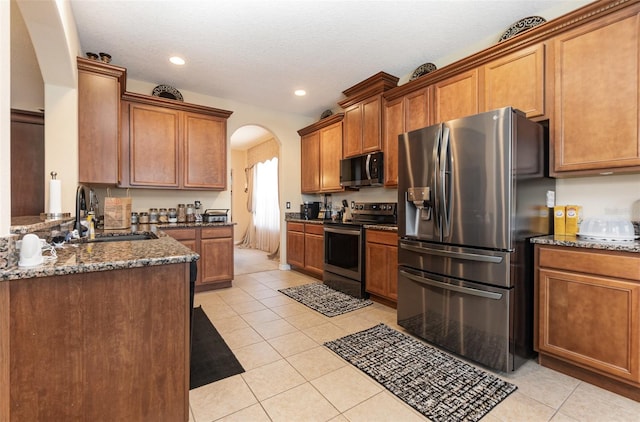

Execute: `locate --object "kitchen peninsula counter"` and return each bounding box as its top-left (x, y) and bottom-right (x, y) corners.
top-left (0, 224), bottom-right (206, 421)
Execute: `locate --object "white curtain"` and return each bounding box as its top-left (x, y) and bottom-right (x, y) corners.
top-left (239, 157), bottom-right (280, 257)
top-left (253, 158), bottom-right (280, 255)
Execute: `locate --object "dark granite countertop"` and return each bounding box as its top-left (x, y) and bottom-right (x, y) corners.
top-left (285, 217), bottom-right (326, 225)
top-left (364, 225), bottom-right (398, 232)
top-left (10, 215), bottom-right (75, 234)
top-left (531, 235), bottom-right (640, 253)
top-left (1, 227), bottom-right (199, 282)
top-left (156, 221), bottom-right (236, 229)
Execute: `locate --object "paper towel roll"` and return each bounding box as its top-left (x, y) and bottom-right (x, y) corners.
top-left (49, 179), bottom-right (62, 214)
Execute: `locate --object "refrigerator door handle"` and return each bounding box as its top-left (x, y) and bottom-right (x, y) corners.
top-left (400, 242), bottom-right (504, 263)
top-left (400, 269), bottom-right (503, 300)
top-left (433, 125), bottom-right (443, 234)
top-left (440, 126), bottom-right (451, 237)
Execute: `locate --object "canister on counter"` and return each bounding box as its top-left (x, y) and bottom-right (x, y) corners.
top-left (186, 204), bottom-right (195, 223)
top-left (130, 212), bottom-right (139, 224)
top-left (149, 208), bottom-right (159, 223)
top-left (168, 208), bottom-right (177, 223)
top-left (177, 204), bottom-right (186, 223)
top-left (158, 208), bottom-right (168, 223)
top-left (139, 212), bottom-right (149, 224)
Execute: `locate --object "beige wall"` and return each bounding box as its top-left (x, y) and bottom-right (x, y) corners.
top-left (10, 0), bottom-right (43, 112)
top-left (230, 149), bottom-right (250, 242)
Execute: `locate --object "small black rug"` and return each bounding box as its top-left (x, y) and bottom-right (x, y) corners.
top-left (325, 324), bottom-right (517, 422)
top-left (278, 282), bottom-right (373, 317)
top-left (190, 306), bottom-right (244, 390)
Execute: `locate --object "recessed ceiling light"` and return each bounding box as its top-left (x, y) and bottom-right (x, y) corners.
top-left (294, 89), bottom-right (306, 96)
top-left (169, 56), bottom-right (185, 65)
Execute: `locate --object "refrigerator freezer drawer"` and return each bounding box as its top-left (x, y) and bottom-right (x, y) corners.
top-left (399, 239), bottom-right (512, 288)
top-left (397, 266), bottom-right (514, 372)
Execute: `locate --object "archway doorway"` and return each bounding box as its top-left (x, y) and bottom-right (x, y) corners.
top-left (230, 125), bottom-right (281, 275)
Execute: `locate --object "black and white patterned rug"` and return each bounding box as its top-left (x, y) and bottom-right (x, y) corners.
top-left (325, 323), bottom-right (517, 422)
top-left (278, 282), bottom-right (373, 317)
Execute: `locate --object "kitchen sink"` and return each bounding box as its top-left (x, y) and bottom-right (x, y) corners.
top-left (85, 233), bottom-right (157, 243)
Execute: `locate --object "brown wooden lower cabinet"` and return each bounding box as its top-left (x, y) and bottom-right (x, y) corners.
top-left (2, 263), bottom-right (191, 421)
top-left (535, 244), bottom-right (640, 401)
top-left (200, 226), bottom-right (234, 289)
top-left (286, 222), bottom-right (305, 268)
top-left (164, 226), bottom-right (234, 292)
top-left (286, 221), bottom-right (323, 278)
top-left (365, 229), bottom-right (398, 305)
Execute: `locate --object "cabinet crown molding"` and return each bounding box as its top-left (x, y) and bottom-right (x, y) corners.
top-left (297, 112), bottom-right (344, 136)
top-left (77, 57), bottom-right (127, 94)
top-left (338, 71), bottom-right (399, 108)
top-left (121, 91), bottom-right (233, 119)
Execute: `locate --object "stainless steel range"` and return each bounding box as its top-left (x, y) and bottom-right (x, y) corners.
top-left (323, 202), bottom-right (396, 298)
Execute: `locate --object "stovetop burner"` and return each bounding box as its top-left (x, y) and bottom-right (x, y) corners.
top-left (326, 202), bottom-right (397, 226)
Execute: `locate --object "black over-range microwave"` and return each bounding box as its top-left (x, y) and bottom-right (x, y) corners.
top-left (339, 152), bottom-right (383, 188)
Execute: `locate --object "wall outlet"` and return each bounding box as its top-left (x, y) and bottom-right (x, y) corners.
top-left (286, 202), bottom-right (291, 209)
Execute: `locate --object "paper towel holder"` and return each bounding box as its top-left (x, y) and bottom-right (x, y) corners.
top-left (40, 171), bottom-right (71, 221)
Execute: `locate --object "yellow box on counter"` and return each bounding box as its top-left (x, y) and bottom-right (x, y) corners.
top-left (554, 206), bottom-right (566, 235)
top-left (565, 205), bottom-right (582, 235)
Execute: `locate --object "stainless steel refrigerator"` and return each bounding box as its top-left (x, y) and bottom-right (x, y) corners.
top-left (397, 107), bottom-right (555, 372)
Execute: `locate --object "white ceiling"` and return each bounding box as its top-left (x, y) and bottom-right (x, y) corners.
top-left (68, 0), bottom-right (592, 145)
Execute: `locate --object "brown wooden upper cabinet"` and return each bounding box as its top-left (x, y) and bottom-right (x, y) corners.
top-left (551, 6), bottom-right (640, 176)
top-left (77, 57), bottom-right (126, 185)
top-left (120, 92), bottom-right (232, 190)
top-left (300, 130), bottom-right (321, 193)
top-left (383, 86), bottom-right (432, 186)
top-left (434, 69), bottom-right (479, 123)
top-left (298, 113), bottom-right (344, 194)
top-left (342, 96), bottom-right (382, 157)
top-left (339, 72), bottom-right (399, 158)
top-left (483, 43), bottom-right (546, 119)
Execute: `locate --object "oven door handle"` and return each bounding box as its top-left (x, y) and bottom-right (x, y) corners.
top-left (399, 269), bottom-right (503, 300)
top-left (324, 226), bottom-right (361, 235)
top-left (400, 242), bottom-right (503, 264)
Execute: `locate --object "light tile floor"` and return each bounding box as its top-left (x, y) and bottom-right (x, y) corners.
top-left (189, 247), bottom-right (640, 421)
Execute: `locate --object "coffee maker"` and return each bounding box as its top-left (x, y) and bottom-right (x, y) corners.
top-left (300, 202), bottom-right (320, 220)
